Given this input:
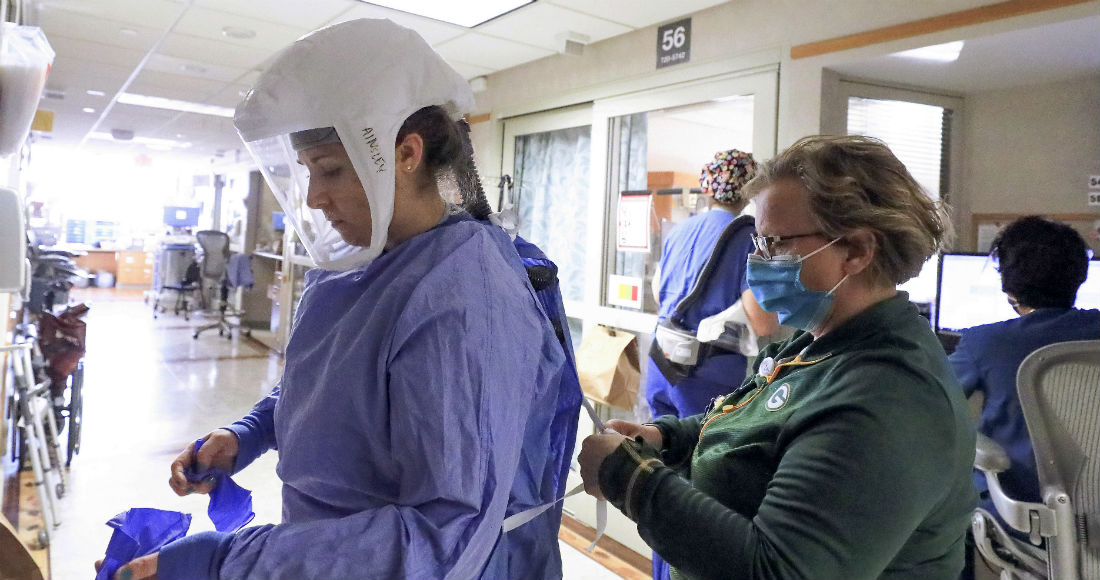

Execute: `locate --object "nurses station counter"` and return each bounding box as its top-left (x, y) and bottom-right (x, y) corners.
top-left (74, 249), bottom-right (155, 286)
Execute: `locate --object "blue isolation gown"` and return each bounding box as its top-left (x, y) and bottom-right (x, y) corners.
top-left (158, 214), bottom-right (573, 580)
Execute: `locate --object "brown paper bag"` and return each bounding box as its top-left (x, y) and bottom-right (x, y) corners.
top-left (576, 325), bottom-right (640, 410)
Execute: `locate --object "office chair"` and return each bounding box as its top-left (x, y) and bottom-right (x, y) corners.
top-left (192, 230), bottom-right (248, 340)
top-left (972, 340), bottom-right (1100, 580)
top-left (154, 259), bottom-right (199, 320)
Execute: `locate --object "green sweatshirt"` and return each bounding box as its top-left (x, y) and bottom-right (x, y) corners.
top-left (599, 293), bottom-right (976, 579)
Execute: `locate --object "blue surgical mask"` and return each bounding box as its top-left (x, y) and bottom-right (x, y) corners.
top-left (746, 238), bottom-right (849, 331)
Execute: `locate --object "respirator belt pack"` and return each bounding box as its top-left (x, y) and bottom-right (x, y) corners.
top-left (651, 215), bottom-right (760, 380)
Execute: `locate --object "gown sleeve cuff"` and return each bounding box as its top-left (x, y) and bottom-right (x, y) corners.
top-left (224, 422), bottom-right (262, 474)
top-left (598, 438), bottom-right (664, 521)
top-left (158, 531), bottom-right (233, 580)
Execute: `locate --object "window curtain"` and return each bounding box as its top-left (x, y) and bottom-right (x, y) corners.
top-left (513, 125), bottom-right (591, 302)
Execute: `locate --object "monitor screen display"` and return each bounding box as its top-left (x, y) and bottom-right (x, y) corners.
top-left (1076, 260), bottom-right (1100, 311)
top-left (936, 253), bottom-right (1015, 332)
top-left (937, 255), bottom-right (1100, 332)
top-left (163, 206), bottom-right (200, 228)
top-left (898, 254), bottom-right (939, 305)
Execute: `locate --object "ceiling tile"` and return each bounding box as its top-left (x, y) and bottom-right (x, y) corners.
top-left (173, 5), bottom-right (313, 52)
top-left (325, 4), bottom-right (466, 45)
top-left (434, 32), bottom-right (555, 72)
top-left (42, 35), bottom-right (146, 69)
top-left (543, 0), bottom-right (728, 29)
top-left (477, 3), bottom-right (632, 52)
top-left (106, 103), bottom-right (183, 129)
top-left (36, 8), bottom-right (163, 52)
top-left (44, 56), bottom-right (132, 98)
top-left (192, 0), bottom-right (352, 30)
top-left (159, 32), bottom-right (272, 72)
top-left (128, 70), bottom-right (230, 102)
top-left (35, 0), bottom-right (191, 30)
top-left (206, 83), bottom-right (254, 108)
top-left (143, 52), bottom-right (250, 84)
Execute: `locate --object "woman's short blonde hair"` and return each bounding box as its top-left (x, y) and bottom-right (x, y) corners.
top-left (745, 135), bottom-right (952, 286)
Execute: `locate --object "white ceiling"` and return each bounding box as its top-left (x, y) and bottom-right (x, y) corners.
top-left (829, 14), bottom-right (1100, 94)
top-left (22, 2), bottom-right (1100, 165)
top-left (25, 0), bottom-right (728, 162)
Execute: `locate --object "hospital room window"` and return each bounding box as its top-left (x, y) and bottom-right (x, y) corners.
top-left (846, 96), bottom-right (952, 200)
top-left (604, 96), bottom-right (754, 314)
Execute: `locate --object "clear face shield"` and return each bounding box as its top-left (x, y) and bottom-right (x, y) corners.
top-left (240, 120), bottom-right (400, 271)
top-left (232, 18), bottom-right (475, 271)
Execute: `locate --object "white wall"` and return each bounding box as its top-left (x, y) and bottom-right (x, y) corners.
top-left (473, 0), bottom-right (1008, 157)
top-left (960, 75), bottom-right (1100, 249)
top-left (471, 0), bottom-right (1099, 175)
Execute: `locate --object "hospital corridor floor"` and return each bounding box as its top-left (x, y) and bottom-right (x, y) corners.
top-left (45, 289), bottom-right (630, 580)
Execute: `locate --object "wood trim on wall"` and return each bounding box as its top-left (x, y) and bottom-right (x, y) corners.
top-left (791, 0), bottom-right (1094, 59)
top-left (466, 112), bottom-right (491, 124)
top-left (559, 513), bottom-right (651, 580)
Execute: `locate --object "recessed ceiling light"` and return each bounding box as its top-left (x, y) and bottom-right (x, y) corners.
top-left (181, 63), bottom-right (207, 74)
top-left (357, 0), bottom-right (534, 27)
top-left (891, 40), bottom-right (965, 62)
top-left (176, 134), bottom-right (185, 139)
top-left (119, 28), bottom-right (138, 37)
top-left (82, 107), bottom-right (95, 113)
top-left (117, 92), bottom-right (235, 118)
top-left (86, 89), bottom-right (106, 97)
top-left (222, 26), bottom-right (256, 40)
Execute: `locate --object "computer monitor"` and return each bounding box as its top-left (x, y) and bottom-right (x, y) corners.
top-left (163, 206), bottom-right (200, 228)
top-left (936, 255), bottom-right (1100, 332)
top-left (898, 254), bottom-right (939, 305)
top-left (1075, 259), bottom-right (1100, 311)
top-left (935, 253), bottom-right (1016, 332)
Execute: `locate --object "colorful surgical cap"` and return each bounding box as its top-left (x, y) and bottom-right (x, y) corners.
top-left (699, 149), bottom-right (757, 203)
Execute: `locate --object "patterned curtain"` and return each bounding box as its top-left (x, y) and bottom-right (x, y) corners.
top-left (513, 125), bottom-right (591, 302)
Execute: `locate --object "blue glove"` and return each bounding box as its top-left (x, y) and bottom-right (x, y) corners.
top-left (95, 508), bottom-right (191, 580)
top-left (184, 438), bottom-right (255, 533)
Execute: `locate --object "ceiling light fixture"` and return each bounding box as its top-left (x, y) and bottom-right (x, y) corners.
top-left (119, 28), bottom-right (138, 37)
top-left (82, 107), bottom-right (96, 113)
top-left (891, 40), bottom-right (965, 62)
top-left (356, 0), bottom-right (533, 27)
top-left (86, 89), bottom-right (106, 97)
top-left (181, 63), bottom-right (207, 74)
top-left (222, 26), bottom-right (256, 40)
top-left (116, 92), bottom-right (235, 118)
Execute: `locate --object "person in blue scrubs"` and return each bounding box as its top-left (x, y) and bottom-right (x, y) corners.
top-left (647, 149), bottom-right (777, 418)
top-left (645, 149), bottom-right (777, 580)
top-left (106, 19), bottom-right (576, 580)
top-left (950, 216), bottom-right (1099, 515)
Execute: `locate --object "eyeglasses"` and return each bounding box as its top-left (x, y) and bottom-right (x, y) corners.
top-left (750, 232), bottom-right (824, 259)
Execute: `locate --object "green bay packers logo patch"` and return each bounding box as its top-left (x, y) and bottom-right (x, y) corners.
top-left (765, 383), bottom-right (791, 411)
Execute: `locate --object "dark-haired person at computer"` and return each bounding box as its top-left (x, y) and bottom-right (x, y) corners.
top-left (949, 216), bottom-right (1099, 525)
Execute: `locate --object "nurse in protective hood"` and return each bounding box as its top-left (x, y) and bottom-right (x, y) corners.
top-left (111, 18), bottom-right (572, 580)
